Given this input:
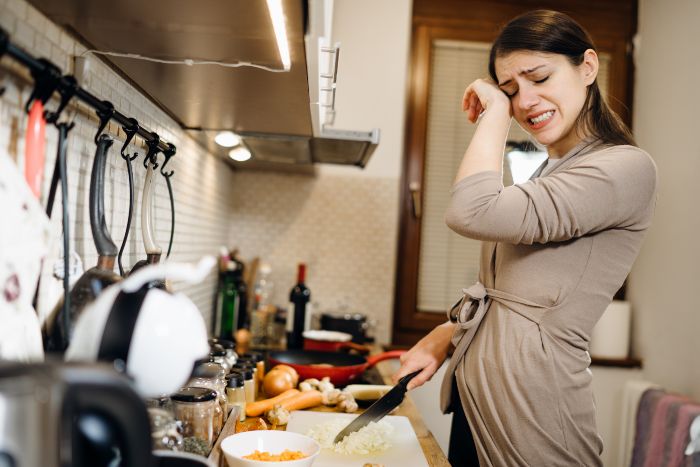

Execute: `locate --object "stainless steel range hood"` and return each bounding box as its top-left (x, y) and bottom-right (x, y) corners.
top-left (27, 0), bottom-right (380, 171)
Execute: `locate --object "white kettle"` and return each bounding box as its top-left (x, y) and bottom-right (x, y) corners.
top-left (66, 257), bottom-right (214, 398)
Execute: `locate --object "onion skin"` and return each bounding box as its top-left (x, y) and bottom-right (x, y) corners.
top-left (263, 369), bottom-right (295, 397)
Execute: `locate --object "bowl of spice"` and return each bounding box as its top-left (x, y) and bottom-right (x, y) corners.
top-left (220, 430), bottom-right (320, 467)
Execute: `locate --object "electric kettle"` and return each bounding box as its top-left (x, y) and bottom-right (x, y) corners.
top-left (0, 362), bottom-right (153, 467)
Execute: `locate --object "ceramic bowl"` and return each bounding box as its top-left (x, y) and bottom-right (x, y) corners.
top-left (220, 430), bottom-right (320, 467)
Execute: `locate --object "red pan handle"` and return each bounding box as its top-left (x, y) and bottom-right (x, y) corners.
top-left (24, 100), bottom-right (46, 198)
top-left (365, 350), bottom-right (406, 367)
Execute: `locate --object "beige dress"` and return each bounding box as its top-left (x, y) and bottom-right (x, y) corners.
top-left (439, 138), bottom-right (658, 466)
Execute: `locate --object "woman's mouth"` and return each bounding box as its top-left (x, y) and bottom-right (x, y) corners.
top-left (528, 110), bottom-right (555, 129)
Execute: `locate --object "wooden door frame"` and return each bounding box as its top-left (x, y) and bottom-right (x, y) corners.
top-left (392, 0), bottom-right (637, 346)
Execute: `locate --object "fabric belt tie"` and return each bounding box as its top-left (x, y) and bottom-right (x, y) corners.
top-left (439, 282), bottom-right (546, 413)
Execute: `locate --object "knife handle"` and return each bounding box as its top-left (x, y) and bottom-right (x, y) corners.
top-left (398, 370), bottom-right (422, 388)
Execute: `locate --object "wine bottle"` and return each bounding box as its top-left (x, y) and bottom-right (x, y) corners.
top-left (286, 263), bottom-right (311, 349)
top-left (219, 260), bottom-right (242, 340)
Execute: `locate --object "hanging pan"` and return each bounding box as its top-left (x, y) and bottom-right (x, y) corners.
top-left (128, 135), bottom-right (164, 289)
top-left (45, 134), bottom-right (122, 352)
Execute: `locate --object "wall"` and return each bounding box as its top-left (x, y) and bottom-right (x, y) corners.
top-left (0, 0), bottom-right (236, 330)
top-left (627, 0), bottom-right (700, 400)
top-left (228, 0), bottom-right (413, 344)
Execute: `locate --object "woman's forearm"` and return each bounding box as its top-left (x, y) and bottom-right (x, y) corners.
top-left (455, 103), bottom-right (512, 184)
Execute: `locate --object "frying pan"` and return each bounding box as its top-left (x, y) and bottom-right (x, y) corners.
top-left (45, 135), bottom-right (121, 352)
top-left (268, 349), bottom-right (405, 386)
top-left (128, 154), bottom-right (164, 289)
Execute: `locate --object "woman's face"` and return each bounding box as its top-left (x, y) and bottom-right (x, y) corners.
top-left (494, 50), bottom-right (598, 157)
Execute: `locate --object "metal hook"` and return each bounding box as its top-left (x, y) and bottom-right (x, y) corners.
top-left (160, 142), bottom-right (176, 178)
top-left (45, 75), bottom-right (78, 125)
top-left (25, 58), bottom-right (61, 114)
top-left (144, 132), bottom-right (161, 169)
top-left (120, 118), bottom-right (140, 162)
top-left (94, 100), bottom-right (115, 145)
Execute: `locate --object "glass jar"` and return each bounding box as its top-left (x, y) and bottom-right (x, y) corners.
top-left (145, 397), bottom-right (183, 451)
top-left (235, 358), bottom-right (258, 396)
top-left (231, 367), bottom-right (255, 405)
top-left (171, 387), bottom-right (221, 455)
top-left (242, 352), bottom-right (265, 397)
top-left (225, 373), bottom-right (246, 422)
top-left (209, 343), bottom-right (231, 372)
top-left (209, 338), bottom-right (238, 368)
top-left (188, 362), bottom-right (228, 423)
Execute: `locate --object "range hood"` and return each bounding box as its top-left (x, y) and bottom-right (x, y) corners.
top-left (27, 0), bottom-right (380, 170)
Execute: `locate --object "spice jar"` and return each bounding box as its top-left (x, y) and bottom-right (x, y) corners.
top-left (188, 362), bottom-right (228, 423)
top-left (209, 338), bottom-right (238, 368)
top-left (145, 397), bottom-right (183, 451)
top-left (231, 367), bottom-right (255, 405)
top-left (235, 357), bottom-right (258, 395)
top-left (226, 373), bottom-right (246, 422)
top-left (209, 344), bottom-right (231, 372)
top-left (171, 387), bottom-right (221, 455)
top-left (242, 352), bottom-right (265, 395)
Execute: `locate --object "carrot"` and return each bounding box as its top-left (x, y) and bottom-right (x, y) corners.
top-left (279, 389), bottom-right (323, 411)
top-left (246, 389), bottom-right (300, 417)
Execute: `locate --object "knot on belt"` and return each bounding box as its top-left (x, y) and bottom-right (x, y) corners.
top-left (448, 282), bottom-right (489, 330)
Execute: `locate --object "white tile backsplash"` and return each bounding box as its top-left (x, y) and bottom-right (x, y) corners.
top-left (0, 0), bottom-right (236, 330)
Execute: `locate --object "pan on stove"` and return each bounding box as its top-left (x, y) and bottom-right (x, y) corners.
top-left (45, 135), bottom-right (121, 352)
top-left (268, 349), bottom-right (405, 386)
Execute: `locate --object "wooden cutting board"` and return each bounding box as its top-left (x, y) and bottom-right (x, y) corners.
top-left (286, 410), bottom-right (429, 467)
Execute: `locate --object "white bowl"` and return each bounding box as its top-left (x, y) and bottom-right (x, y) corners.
top-left (221, 430), bottom-right (320, 467)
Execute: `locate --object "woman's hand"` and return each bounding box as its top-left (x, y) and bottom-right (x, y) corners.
top-left (462, 78), bottom-right (511, 123)
top-left (392, 321), bottom-right (456, 391)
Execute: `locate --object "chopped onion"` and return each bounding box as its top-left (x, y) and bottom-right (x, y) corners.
top-left (306, 418), bottom-right (393, 455)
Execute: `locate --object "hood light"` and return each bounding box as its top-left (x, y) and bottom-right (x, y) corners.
top-left (229, 147), bottom-right (252, 162)
top-left (266, 0), bottom-right (291, 71)
top-left (215, 131), bottom-right (241, 147)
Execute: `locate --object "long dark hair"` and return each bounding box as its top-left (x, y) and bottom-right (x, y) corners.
top-left (488, 10), bottom-right (636, 147)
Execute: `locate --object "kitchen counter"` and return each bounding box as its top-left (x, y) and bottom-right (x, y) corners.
top-left (208, 358), bottom-right (450, 467)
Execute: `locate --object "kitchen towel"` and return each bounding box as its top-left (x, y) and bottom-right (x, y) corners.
top-left (631, 388), bottom-right (700, 467)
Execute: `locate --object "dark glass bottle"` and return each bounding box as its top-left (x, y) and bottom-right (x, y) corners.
top-left (232, 255), bottom-right (248, 329)
top-left (286, 263), bottom-right (311, 349)
top-left (219, 261), bottom-right (242, 340)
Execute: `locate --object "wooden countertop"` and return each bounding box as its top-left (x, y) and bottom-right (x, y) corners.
top-left (209, 358), bottom-right (450, 466)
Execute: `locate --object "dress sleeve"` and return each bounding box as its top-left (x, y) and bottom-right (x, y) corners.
top-left (444, 147), bottom-right (658, 245)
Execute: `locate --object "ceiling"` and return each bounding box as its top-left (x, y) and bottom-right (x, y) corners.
top-left (28, 0), bottom-right (313, 137)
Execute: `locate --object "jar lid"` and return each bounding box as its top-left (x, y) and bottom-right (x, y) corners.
top-left (226, 373), bottom-right (244, 388)
top-left (209, 337), bottom-right (236, 348)
top-left (242, 351), bottom-right (263, 362)
top-left (171, 387), bottom-right (217, 403)
top-left (192, 362), bottom-right (225, 379)
top-left (209, 343), bottom-right (227, 357)
top-left (230, 367), bottom-right (253, 380)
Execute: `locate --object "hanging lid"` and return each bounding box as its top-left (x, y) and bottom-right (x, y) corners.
top-left (171, 387), bottom-right (217, 403)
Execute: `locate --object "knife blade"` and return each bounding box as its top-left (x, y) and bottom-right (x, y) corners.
top-left (333, 370), bottom-right (421, 444)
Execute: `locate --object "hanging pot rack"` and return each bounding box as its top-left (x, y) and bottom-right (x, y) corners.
top-left (0, 25), bottom-right (176, 157)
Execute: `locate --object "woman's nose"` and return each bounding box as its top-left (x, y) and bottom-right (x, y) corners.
top-left (517, 85), bottom-right (540, 110)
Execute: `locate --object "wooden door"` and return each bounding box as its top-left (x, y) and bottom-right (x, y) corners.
top-left (392, 0), bottom-right (637, 346)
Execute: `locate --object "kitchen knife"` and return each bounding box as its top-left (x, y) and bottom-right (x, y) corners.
top-left (333, 370), bottom-right (420, 444)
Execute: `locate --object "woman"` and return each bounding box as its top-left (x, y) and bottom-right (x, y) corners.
top-left (393, 10), bottom-right (657, 467)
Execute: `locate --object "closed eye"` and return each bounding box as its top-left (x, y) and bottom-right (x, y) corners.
top-left (534, 76), bottom-right (549, 84)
